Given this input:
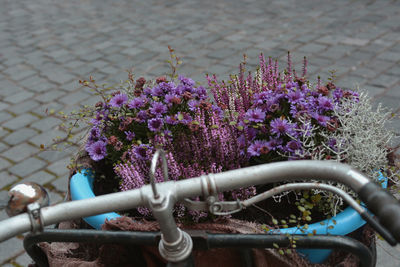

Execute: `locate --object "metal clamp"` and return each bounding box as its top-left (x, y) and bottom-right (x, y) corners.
top-left (183, 197), bottom-right (243, 216)
top-left (27, 202), bottom-right (44, 233)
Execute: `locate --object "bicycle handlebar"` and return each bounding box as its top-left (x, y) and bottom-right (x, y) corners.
top-left (0, 160), bottom-right (399, 244)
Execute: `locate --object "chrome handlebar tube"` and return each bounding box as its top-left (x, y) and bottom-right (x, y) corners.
top-left (0, 160), bottom-right (372, 243)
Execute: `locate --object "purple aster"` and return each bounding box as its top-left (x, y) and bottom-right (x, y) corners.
top-left (312, 113), bottom-right (330, 127)
top-left (175, 112), bottom-right (192, 124)
top-left (285, 140), bottom-right (302, 153)
top-left (187, 99), bottom-right (199, 111)
top-left (150, 102), bottom-right (168, 116)
top-left (148, 117), bottom-right (164, 132)
top-left (159, 81), bottom-right (176, 92)
top-left (133, 144), bottom-right (151, 160)
top-left (193, 86), bottom-right (208, 99)
top-left (150, 85), bottom-right (164, 97)
top-left (136, 110), bottom-right (148, 122)
top-left (110, 93), bottom-right (128, 108)
top-left (332, 88), bottom-right (343, 101)
top-left (270, 118), bottom-right (294, 137)
top-left (287, 90), bottom-right (304, 103)
top-left (178, 75), bottom-right (195, 86)
top-left (124, 131), bottom-right (135, 141)
top-left (165, 115), bottom-right (178, 125)
top-left (87, 140), bottom-right (107, 161)
top-left (267, 138), bottom-right (283, 151)
top-left (246, 127), bottom-right (258, 141)
top-left (248, 140), bottom-right (270, 157)
top-left (212, 105), bottom-right (224, 118)
top-left (317, 96), bottom-right (334, 111)
top-left (164, 93), bottom-right (181, 105)
top-left (244, 108), bottom-right (265, 123)
top-left (89, 126), bottom-right (101, 141)
top-left (128, 96), bottom-right (147, 109)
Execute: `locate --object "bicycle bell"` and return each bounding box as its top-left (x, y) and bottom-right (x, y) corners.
top-left (5, 182), bottom-right (49, 217)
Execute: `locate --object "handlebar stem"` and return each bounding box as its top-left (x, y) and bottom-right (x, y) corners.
top-left (147, 184), bottom-right (193, 263)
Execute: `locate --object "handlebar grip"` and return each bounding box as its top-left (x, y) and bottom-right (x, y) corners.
top-left (359, 182), bottom-right (400, 242)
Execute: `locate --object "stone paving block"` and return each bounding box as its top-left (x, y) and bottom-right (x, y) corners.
top-left (15, 252), bottom-right (34, 267)
top-left (22, 170), bottom-right (55, 185)
top-left (377, 51), bottom-right (400, 63)
top-left (2, 128), bottom-right (38, 146)
top-left (9, 157), bottom-right (47, 178)
top-left (58, 91), bottom-right (90, 105)
top-left (207, 48), bottom-right (239, 60)
top-left (34, 90), bottom-right (66, 103)
top-left (369, 74), bottom-right (399, 88)
top-left (2, 142), bottom-right (38, 163)
top-left (297, 43), bottom-right (327, 54)
top-left (63, 60), bottom-right (86, 70)
top-left (42, 69), bottom-right (75, 84)
top-left (7, 99), bottom-right (40, 115)
top-left (0, 142), bottom-right (9, 153)
top-left (3, 90), bottom-right (35, 104)
top-left (374, 95), bottom-right (400, 112)
top-left (29, 129), bottom-right (65, 148)
top-left (28, 82), bottom-right (57, 93)
top-left (386, 84), bottom-right (400, 98)
top-left (0, 112), bottom-right (13, 123)
top-left (0, 237), bottom-right (24, 264)
top-left (0, 102), bottom-right (10, 112)
top-left (361, 84), bottom-right (386, 98)
top-left (48, 190), bottom-right (65, 203)
top-left (0, 171), bottom-right (18, 189)
top-left (30, 117), bottom-right (61, 131)
top-left (376, 240), bottom-right (400, 267)
top-left (31, 102), bottom-right (64, 117)
top-left (0, 158), bottom-right (11, 172)
top-left (1, 114), bottom-right (38, 130)
top-left (51, 173), bottom-right (69, 191)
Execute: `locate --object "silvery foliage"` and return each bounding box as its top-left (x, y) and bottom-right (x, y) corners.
top-left (279, 90), bottom-right (398, 216)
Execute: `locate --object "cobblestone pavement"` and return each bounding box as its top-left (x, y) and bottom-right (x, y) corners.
top-left (0, 0), bottom-right (399, 266)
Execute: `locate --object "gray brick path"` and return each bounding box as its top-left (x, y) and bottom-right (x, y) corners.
top-left (0, 0), bottom-right (399, 266)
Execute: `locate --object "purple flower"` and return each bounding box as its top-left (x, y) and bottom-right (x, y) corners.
top-left (178, 75), bottom-right (195, 86)
top-left (287, 90), bottom-right (304, 103)
top-left (317, 96), bottom-right (334, 111)
top-left (165, 115), bottom-right (178, 125)
top-left (270, 118), bottom-right (294, 136)
top-left (193, 86), bottom-right (208, 99)
top-left (333, 88), bottom-right (343, 101)
top-left (246, 127), bottom-right (258, 141)
top-left (151, 82), bottom-right (176, 96)
top-left (187, 99), bottom-right (199, 111)
top-left (312, 113), bottom-right (330, 126)
top-left (164, 93), bottom-right (181, 105)
top-left (267, 138), bottom-right (283, 151)
top-left (244, 108), bottom-right (265, 123)
top-left (87, 140), bottom-right (107, 161)
top-left (285, 140), bottom-right (302, 153)
top-left (136, 110), bottom-right (148, 122)
top-left (150, 102), bottom-right (168, 116)
top-left (125, 131), bottom-right (135, 141)
top-left (175, 112), bottom-right (192, 124)
top-left (89, 126), bottom-right (101, 141)
top-left (133, 144), bottom-right (151, 160)
top-left (128, 96), bottom-right (147, 109)
top-left (110, 93), bottom-right (128, 108)
top-left (248, 140), bottom-right (270, 156)
top-left (148, 118), bottom-right (164, 132)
